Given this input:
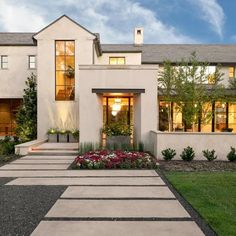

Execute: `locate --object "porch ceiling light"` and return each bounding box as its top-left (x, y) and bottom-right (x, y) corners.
top-left (112, 98), bottom-right (122, 112)
top-left (112, 110), bottom-right (118, 116)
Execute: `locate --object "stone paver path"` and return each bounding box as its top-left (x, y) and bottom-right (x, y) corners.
top-left (0, 155), bottom-right (204, 236)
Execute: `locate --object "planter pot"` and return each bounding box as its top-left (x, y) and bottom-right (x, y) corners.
top-left (59, 134), bottom-right (68, 143)
top-left (69, 133), bottom-right (79, 143)
top-left (48, 134), bottom-right (58, 143)
top-left (106, 136), bottom-right (131, 149)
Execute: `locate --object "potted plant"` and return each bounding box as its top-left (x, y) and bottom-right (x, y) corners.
top-left (103, 123), bottom-right (132, 148)
top-left (221, 128), bottom-right (233, 132)
top-left (58, 129), bottom-right (70, 143)
top-left (69, 129), bottom-right (80, 143)
top-left (47, 128), bottom-right (58, 143)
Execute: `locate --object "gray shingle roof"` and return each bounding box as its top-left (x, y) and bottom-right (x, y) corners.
top-left (0, 33), bottom-right (36, 46)
top-left (101, 44), bottom-right (236, 64)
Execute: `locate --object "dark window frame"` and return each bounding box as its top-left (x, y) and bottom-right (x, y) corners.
top-left (28, 55), bottom-right (36, 69)
top-left (55, 40), bottom-right (75, 101)
top-left (1, 55), bottom-right (8, 69)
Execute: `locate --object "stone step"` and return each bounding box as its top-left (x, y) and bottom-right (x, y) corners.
top-left (28, 150), bottom-right (78, 156)
top-left (0, 164), bottom-right (70, 170)
top-left (31, 221), bottom-right (204, 236)
top-left (11, 159), bottom-right (73, 164)
top-left (45, 199), bottom-right (190, 218)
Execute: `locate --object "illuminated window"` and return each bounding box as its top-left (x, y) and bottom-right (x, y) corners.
top-left (109, 57), bottom-right (125, 65)
top-left (28, 56), bottom-right (36, 69)
top-left (55, 41), bottom-right (75, 101)
top-left (229, 67), bottom-right (235, 78)
top-left (1, 55), bottom-right (8, 69)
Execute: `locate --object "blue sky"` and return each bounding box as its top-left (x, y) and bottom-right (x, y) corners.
top-left (0, 0), bottom-right (235, 44)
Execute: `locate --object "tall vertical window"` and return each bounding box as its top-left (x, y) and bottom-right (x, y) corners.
top-left (55, 41), bottom-right (75, 101)
top-left (229, 67), bottom-right (235, 78)
top-left (1, 55), bottom-right (8, 69)
top-left (28, 55), bottom-right (36, 69)
top-left (109, 57), bottom-right (125, 65)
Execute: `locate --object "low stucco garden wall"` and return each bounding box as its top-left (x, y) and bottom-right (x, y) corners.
top-left (149, 130), bottom-right (236, 160)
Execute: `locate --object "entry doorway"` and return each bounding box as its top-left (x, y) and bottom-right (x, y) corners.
top-left (102, 96), bottom-right (133, 144)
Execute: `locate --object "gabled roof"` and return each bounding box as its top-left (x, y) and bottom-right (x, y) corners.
top-left (0, 32), bottom-right (36, 46)
top-left (101, 44), bottom-right (236, 64)
top-left (33, 15), bottom-right (97, 38)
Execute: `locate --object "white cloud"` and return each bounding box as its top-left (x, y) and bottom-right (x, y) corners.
top-left (0, 0), bottom-right (197, 43)
top-left (189, 0), bottom-right (225, 37)
top-left (0, 0), bottom-right (46, 32)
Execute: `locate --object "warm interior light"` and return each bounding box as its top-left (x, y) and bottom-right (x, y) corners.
top-left (112, 110), bottom-right (118, 116)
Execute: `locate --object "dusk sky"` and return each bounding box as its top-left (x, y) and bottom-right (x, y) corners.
top-left (0, 0), bottom-right (235, 44)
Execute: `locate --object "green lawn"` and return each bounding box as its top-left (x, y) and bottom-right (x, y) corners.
top-left (165, 171), bottom-right (236, 236)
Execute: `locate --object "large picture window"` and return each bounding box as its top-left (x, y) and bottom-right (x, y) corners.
top-left (55, 41), bottom-right (75, 101)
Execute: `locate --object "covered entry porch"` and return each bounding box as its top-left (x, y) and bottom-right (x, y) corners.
top-left (78, 65), bottom-right (157, 149)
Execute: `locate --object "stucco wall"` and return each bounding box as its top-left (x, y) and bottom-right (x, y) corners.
top-left (78, 65), bottom-right (158, 147)
top-left (96, 52), bottom-right (142, 65)
top-left (149, 130), bottom-right (236, 160)
top-left (36, 16), bottom-right (96, 139)
top-left (0, 46), bottom-right (37, 98)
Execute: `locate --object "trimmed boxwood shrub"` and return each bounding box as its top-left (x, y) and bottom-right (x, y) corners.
top-left (202, 149), bottom-right (217, 161)
top-left (227, 147), bottom-right (236, 162)
top-left (161, 148), bottom-right (176, 161)
top-left (180, 146), bottom-right (195, 161)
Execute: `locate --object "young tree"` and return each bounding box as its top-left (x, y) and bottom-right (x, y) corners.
top-left (15, 73), bottom-right (37, 141)
top-left (158, 53), bottom-right (226, 131)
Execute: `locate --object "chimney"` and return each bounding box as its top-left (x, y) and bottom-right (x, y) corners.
top-left (134, 27), bottom-right (144, 45)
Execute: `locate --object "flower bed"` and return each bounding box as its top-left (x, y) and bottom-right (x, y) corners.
top-left (72, 150), bottom-right (157, 169)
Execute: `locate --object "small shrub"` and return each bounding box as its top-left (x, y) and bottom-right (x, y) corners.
top-left (227, 147), bottom-right (236, 162)
top-left (202, 149), bottom-right (217, 161)
top-left (180, 146), bottom-right (195, 161)
top-left (161, 148), bottom-right (176, 161)
top-left (0, 136), bottom-right (20, 155)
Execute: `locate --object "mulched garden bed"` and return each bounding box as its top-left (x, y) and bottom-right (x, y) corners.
top-left (158, 160), bottom-right (236, 172)
top-left (71, 150), bottom-right (157, 169)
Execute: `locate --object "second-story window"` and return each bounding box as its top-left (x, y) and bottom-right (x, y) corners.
top-left (55, 40), bottom-right (75, 101)
top-left (229, 67), bottom-right (235, 78)
top-left (109, 57), bottom-right (125, 65)
top-left (29, 56), bottom-right (36, 69)
top-left (1, 55), bottom-right (8, 69)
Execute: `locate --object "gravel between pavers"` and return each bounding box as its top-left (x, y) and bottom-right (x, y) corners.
top-left (0, 184), bottom-right (66, 236)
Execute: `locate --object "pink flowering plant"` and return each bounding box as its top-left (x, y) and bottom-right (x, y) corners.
top-left (73, 150), bottom-right (157, 169)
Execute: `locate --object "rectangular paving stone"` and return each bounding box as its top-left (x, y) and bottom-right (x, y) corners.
top-left (6, 177), bottom-right (164, 186)
top-left (46, 199), bottom-right (190, 218)
top-left (11, 159), bottom-right (73, 164)
top-left (61, 186), bottom-right (175, 198)
top-left (0, 170), bottom-right (158, 177)
top-left (31, 221), bottom-right (204, 236)
top-left (0, 164), bottom-right (70, 170)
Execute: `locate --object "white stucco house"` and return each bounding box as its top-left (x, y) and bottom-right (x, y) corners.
top-left (1, 15), bottom-right (236, 158)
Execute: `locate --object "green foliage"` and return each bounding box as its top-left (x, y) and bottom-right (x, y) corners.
top-left (15, 73), bottom-right (37, 142)
top-left (202, 149), bottom-right (217, 161)
top-left (103, 123), bottom-right (132, 136)
top-left (0, 136), bottom-right (20, 155)
top-left (227, 147), bottom-right (236, 162)
top-left (79, 142), bottom-right (101, 155)
top-left (47, 128), bottom-right (59, 135)
top-left (180, 146), bottom-right (195, 161)
top-left (71, 129), bottom-right (80, 139)
top-left (158, 52), bottom-right (226, 131)
top-left (161, 148), bottom-right (176, 161)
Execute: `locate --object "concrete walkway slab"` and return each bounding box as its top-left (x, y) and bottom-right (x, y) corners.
top-left (31, 221), bottom-right (204, 236)
top-left (0, 164), bottom-right (70, 170)
top-left (46, 199), bottom-right (190, 218)
top-left (61, 186), bottom-right (175, 199)
top-left (0, 170), bottom-right (158, 178)
top-left (6, 177), bottom-right (164, 186)
top-left (11, 160), bottom-right (73, 164)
